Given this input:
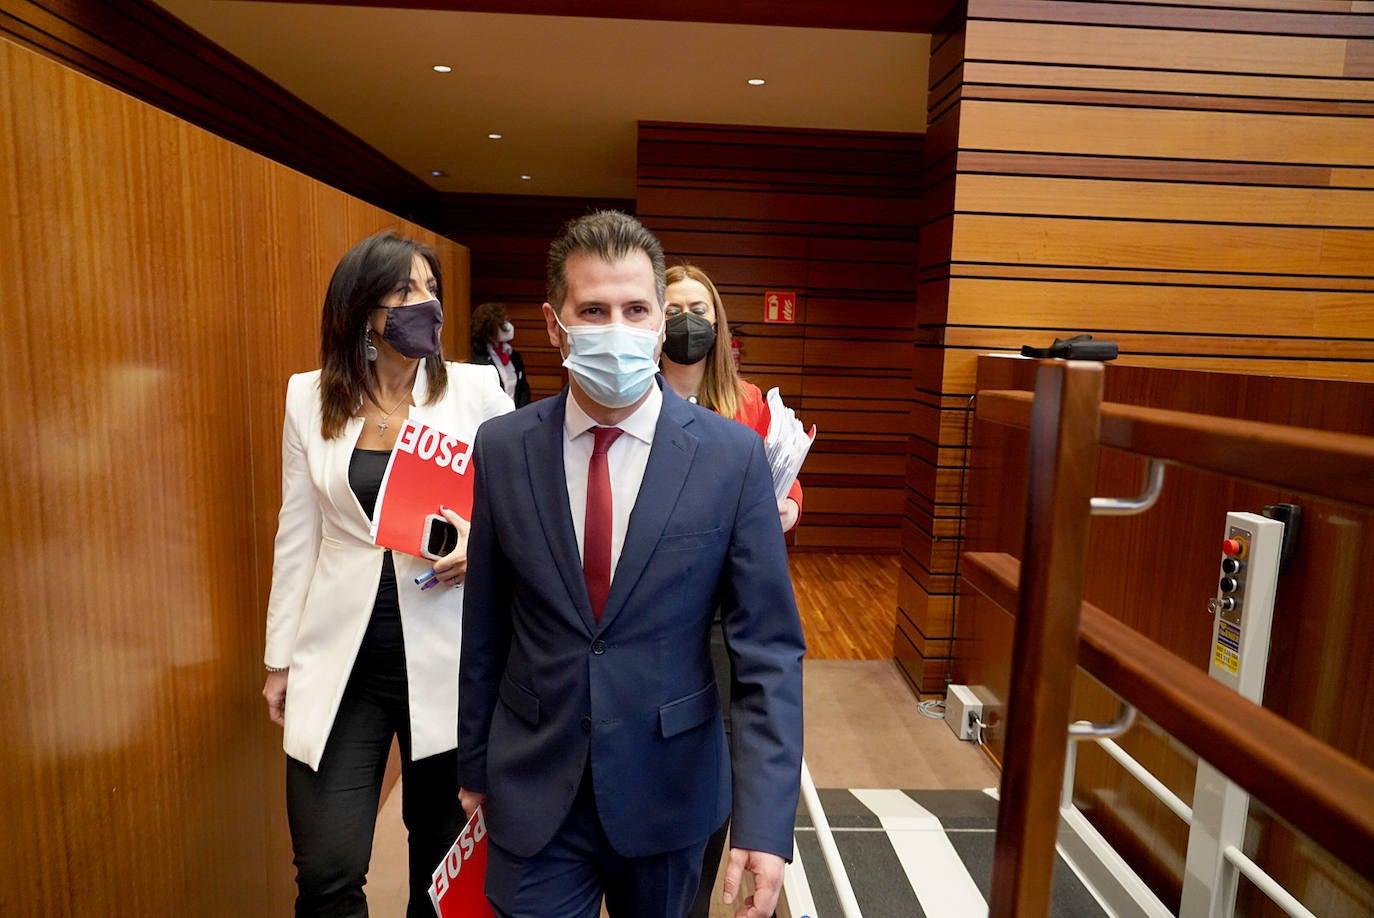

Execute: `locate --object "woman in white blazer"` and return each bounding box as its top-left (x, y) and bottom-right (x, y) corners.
top-left (261, 231), bottom-right (513, 916)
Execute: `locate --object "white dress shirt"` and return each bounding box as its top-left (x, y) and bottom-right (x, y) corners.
top-left (563, 382), bottom-right (662, 575)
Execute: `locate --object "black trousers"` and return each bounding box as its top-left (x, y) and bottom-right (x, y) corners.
top-left (285, 605), bottom-right (462, 918)
top-left (689, 615), bottom-right (734, 918)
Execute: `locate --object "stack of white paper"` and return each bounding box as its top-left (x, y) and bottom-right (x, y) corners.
top-left (763, 387), bottom-right (816, 503)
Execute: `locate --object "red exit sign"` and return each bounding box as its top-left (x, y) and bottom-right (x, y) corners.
top-left (764, 291), bottom-right (797, 324)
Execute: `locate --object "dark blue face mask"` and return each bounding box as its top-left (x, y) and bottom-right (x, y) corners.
top-left (382, 299), bottom-right (444, 358)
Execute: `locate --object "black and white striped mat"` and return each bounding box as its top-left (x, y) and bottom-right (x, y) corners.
top-left (786, 790), bottom-right (1109, 918)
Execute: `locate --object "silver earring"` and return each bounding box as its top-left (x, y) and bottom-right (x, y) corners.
top-left (364, 328), bottom-right (378, 362)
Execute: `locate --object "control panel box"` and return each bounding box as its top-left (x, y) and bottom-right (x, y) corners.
top-left (1207, 512), bottom-right (1284, 701)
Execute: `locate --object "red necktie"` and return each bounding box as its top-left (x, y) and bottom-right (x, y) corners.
top-left (583, 427), bottom-right (623, 622)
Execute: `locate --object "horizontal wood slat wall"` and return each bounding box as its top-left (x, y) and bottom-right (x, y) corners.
top-left (961, 355), bottom-right (1374, 916)
top-left (0, 36), bottom-right (468, 916)
top-left (434, 193), bottom-right (634, 400)
top-left (0, 0), bottom-right (435, 223)
top-left (902, 0), bottom-right (1374, 695)
top-left (636, 121), bottom-right (924, 554)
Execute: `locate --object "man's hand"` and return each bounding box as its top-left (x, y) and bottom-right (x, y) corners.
top-left (458, 787), bottom-right (486, 820)
top-left (723, 848), bottom-right (786, 918)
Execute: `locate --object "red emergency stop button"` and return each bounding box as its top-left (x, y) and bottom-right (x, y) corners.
top-left (1222, 537), bottom-right (1245, 557)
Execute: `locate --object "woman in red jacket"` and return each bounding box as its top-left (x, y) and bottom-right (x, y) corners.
top-left (659, 263), bottom-right (802, 918)
top-left (659, 264), bottom-right (802, 525)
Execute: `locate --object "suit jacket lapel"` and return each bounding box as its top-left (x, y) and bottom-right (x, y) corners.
top-left (598, 391), bottom-right (697, 631)
top-left (524, 390), bottom-right (597, 632)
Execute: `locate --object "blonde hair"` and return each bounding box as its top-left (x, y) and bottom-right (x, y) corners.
top-left (665, 264), bottom-right (740, 420)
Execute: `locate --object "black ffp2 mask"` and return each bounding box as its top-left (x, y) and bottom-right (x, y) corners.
top-left (662, 313), bottom-right (715, 365)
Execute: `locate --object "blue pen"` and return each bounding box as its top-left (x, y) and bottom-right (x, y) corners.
top-left (414, 567), bottom-right (436, 586)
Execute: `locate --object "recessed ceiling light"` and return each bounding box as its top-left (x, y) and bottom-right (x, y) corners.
top-left (487, 133), bottom-right (503, 140)
top-left (432, 65), bottom-right (452, 73)
top-left (520, 175), bottom-right (532, 181)
top-left (747, 78), bottom-right (766, 86)
top-left (430, 170), bottom-right (446, 177)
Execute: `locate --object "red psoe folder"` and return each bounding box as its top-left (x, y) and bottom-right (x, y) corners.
top-left (429, 805), bottom-right (495, 917)
top-left (371, 418), bottom-right (475, 558)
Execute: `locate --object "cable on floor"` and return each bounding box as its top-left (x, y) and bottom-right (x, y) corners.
top-left (917, 698), bottom-right (946, 719)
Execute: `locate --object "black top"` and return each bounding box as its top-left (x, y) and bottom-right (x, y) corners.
top-left (348, 448), bottom-right (402, 652)
top-left (348, 447), bottom-right (391, 522)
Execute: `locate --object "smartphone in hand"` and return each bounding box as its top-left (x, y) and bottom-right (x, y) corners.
top-left (420, 513), bottom-right (459, 560)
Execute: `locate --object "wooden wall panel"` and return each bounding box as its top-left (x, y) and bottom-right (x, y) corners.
top-left (0, 36), bottom-right (467, 916)
top-left (902, 0), bottom-right (1374, 700)
top-left (636, 121), bottom-right (924, 555)
top-left (959, 355), bottom-right (1374, 915)
top-left (0, 0), bottom-right (435, 223)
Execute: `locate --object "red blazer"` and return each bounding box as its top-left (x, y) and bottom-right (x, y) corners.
top-left (731, 381), bottom-right (804, 513)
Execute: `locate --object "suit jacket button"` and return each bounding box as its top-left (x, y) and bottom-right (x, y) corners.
top-left (580, 715), bottom-right (592, 733)
top-left (591, 639), bottom-right (607, 655)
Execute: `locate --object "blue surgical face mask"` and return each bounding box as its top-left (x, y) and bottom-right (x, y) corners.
top-left (554, 312), bottom-right (663, 409)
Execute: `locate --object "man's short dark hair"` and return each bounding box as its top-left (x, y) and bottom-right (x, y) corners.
top-left (546, 210), bottom-right (666, 311)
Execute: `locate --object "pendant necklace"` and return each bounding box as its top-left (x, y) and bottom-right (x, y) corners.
top-left (374, 391), bottom-right (410, 434)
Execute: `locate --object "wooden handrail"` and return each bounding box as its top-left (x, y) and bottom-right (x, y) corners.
top-left (963, 550), bottom-right (1374, 881)
top-left (976, 389), bottom-right (1374, 509)
top-left (986, 361), bottom-right (1105, 917)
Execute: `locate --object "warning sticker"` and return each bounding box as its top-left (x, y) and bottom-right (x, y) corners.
top-left (1214, 620), bottom-right (1241, 674)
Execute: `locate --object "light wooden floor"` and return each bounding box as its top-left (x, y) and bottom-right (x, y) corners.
top-left (368, 552), bottom-right (988, 915)
top-left (789, 552), bottom-right (898, 660)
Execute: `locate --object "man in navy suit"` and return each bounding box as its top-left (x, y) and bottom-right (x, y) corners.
top-left (458, 211), bottom-right (805, 918)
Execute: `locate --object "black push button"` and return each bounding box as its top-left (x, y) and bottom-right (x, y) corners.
top-left (580, 715), bottom-right (592, 733)
top-left (591, 639), bottom-right (607, 655)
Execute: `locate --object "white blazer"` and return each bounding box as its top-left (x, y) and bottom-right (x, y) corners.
top-left (265, 362), bottom-right (514, 770)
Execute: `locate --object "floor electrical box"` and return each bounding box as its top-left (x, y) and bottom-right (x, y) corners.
top-left (944, 684), bottom-right (983, 741)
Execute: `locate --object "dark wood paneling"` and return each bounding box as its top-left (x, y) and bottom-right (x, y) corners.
top-left (637, 121), bottom-right (924, 556)
top-left (252, 0), bottom-right (957, 33)
top-left (1, 35), bottom-right (466, 916)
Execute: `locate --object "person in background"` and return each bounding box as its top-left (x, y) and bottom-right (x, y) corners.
top-left (262, 230), bottom-right (513, 917)
top-left (458, 211), bottom-right (805, 918)
top-left (658, 263), bottom-right (803, 917)
top-left (470, 301), bottom-right (531, 407)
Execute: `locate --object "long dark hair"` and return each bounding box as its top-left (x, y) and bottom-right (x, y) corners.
top-left (319, 231), bottom-right (449, 439)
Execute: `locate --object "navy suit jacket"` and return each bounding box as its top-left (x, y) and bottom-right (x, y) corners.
top-left (459, 381), bottom-right (805, 860)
